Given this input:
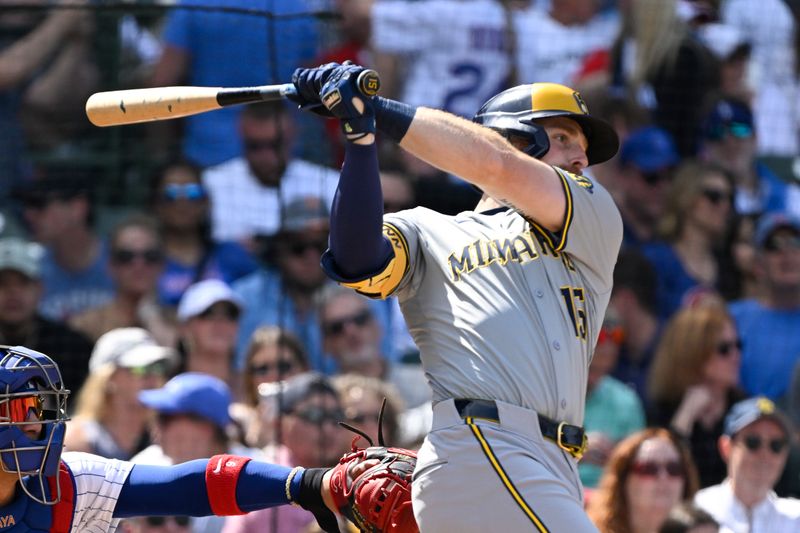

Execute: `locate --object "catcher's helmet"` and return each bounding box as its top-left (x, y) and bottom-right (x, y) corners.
top-left (473, 83), bottom-right (619, 165)
top-left (0, 345), bottom-right (69, 505)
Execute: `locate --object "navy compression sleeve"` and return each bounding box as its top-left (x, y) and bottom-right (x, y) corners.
top-left (328, 142), bottom-right (394, 278)
top-left (114, 459), bottom-right (301, 517)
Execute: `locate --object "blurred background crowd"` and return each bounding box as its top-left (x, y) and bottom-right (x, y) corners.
top-left (1, 0), bottom-right (800, 531)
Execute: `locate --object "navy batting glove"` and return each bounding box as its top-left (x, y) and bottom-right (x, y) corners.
top-left (289, 62), bottom-right (340, 116)
top-left (320, 64), bottom-right (376, 140)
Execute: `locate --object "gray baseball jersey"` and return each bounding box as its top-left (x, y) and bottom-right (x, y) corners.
top-left (340, 166), bottom-right (621, 532)
top-left (348, 166), bottom-right (622, 425)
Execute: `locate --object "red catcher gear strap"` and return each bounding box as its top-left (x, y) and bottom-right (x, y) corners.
top-left (205, 454), bottom-right (251, 516)
top-left (49, 461), bottom-right (76, 533)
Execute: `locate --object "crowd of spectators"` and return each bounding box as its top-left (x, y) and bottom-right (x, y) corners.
top-left (2, 0), bottom-right (800, 531)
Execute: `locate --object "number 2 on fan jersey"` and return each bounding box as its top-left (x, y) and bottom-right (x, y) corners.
top-left (443, 62), bottom-right (484, 114)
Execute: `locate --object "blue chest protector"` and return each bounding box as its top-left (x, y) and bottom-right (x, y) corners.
top-left (0, 462), bottom-right (75, 533)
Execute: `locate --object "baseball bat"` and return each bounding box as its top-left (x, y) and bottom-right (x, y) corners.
top-left (85, 69), bottom-right (381, 127)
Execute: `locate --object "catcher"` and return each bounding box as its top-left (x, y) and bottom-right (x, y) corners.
top-left (0, 344), bottom-right (415, 533)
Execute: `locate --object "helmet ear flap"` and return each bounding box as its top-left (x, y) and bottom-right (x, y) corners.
top-left (517, 123), bottom-right (551, 159)
top-left (502, 123), bottom-right (551, 160)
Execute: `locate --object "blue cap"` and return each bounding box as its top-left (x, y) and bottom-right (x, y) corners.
top-left (704, 99), bottom-right (754, 140)
top-left (619, 126), bottom-right (679, 173)
top-left (139, 372), bottom-right (231, 429)
top-left (723, 397), bottom-right (792, 437)
top-left (754, 212), bottom-right (800, 248)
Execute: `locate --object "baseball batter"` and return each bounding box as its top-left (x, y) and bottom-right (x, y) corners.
top-left (293, 63), bottom-right (623, 531)
top-left (0, 344), bottom-right (411, 533)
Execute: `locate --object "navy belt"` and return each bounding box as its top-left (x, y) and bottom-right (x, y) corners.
top-left (454, 399), bottom-right (587, 459)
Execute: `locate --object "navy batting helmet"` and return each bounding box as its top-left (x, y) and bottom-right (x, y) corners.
top-left (0, 346), bottom-right (69, 505)
top-left (473, 83), bottom-right (619, 166)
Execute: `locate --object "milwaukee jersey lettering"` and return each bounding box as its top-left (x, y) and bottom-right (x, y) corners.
top-left (382, 167), bottom-right (622, 425)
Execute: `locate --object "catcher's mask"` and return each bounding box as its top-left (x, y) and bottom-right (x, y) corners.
top-left (0, 345), bottom-right (69, 505)
top-left (472, 83), bottom-right (619, 166)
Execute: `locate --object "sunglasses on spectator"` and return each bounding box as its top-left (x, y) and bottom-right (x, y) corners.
top-left (598, 325), bottom-right (625, 346)
top-left (22, 195), bottom-right (62, 210)
top-left (701, 188), bottom-right (732, 206)
top-left (291, 406), bottom-right (344, 425)
top-left (145, 516), bottom-right (191, 527)
top-left (716, 339), bottom-right (743, 357)
top-left (764, 234), bottom-right (800, 253)
top-left (323, 309), bottom-right (372, 336)
top-left (708, 122), bottom-right (754, 141)
top-left (244, 139), bottom-right (284, 152)
top-left (740, 434), bottom-right (788, 454)
top-left (287, 240), bottom-right (327, 256)
top-left (162, 183), bottom-right (206, 202)
top-left (0, 395), bottom-right (43, 424)
top-left (642, 171), bottom-right (671, 186)
top-left (250, 360), bottom-right (296, 376)
top-left (197, 305), bottom-right (240, 322)
top-left (345, 410), bottom-right (373, 425)
top-left (630, 460), bottom-right (684, 478)
top-left (111, 249), bottom-right (163, 265)
top-left (129, 361), bottom-right (170, 378)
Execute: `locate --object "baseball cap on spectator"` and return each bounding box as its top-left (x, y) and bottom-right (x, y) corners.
top-left (258, 372), bottom-right (338, 414)
top-left (619, 126), bottom-right (679, 173)
top-left (0, 238), bottom-right (44, 279)
top-left (279, 196), bottom-right (329, 234)
top-left (723, 397), bottom-right (793, 437)
top-left (176, 279), bottom-right (243, 322)
top-left (89, 327), bottom-right (177, 373)
top-left (754, 212), bottom-right (800, 249)
top-left (703, 98), bottom-right (754, 141)
top-left (138, 372), bottom-right (232, 429)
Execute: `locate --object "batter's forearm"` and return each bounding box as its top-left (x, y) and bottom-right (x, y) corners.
top-left (329, 142), bottom-right (394, 278)
top-left (399, 107), bottom-right (511, 189)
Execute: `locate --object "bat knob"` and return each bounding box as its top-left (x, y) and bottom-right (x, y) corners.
top-left (356, 69), bottom-right (381, 97)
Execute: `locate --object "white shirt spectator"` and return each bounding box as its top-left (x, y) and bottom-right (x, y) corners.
top-left (695, 479), bottom-right (800, 533)
top-left (516, 3), bottom-right (619, 87)
top-left (721, 0), bottom-right (799, 156)
top-left (202, 158), bottom-right (340, 243)
top-left (371, 0), bottom-right (517, 118)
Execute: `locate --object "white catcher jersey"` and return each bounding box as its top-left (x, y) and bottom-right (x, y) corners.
top-left (63, 451), bottom-right (134, 532)
top-left (371, 0), bottom-right (517, 118)
top-left (351, 168), bottom-right (622, 425)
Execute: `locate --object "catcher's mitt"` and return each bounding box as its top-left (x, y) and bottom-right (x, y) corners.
top-left (329, 399), bottom-right (418, 533)
top-left (328, 444), bottom-right (417, 533)
top-left (294, 399), bottom-right (418, 533)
